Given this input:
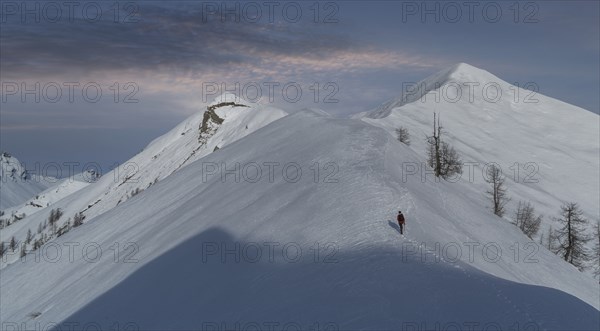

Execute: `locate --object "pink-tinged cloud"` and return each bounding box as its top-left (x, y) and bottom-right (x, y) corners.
top-left (262, 50), bottom-right (437, 74)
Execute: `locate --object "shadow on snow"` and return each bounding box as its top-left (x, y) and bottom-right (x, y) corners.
top-left (54, 227), bottom-right (599, 330)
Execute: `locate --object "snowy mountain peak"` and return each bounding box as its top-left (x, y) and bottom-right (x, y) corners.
top-left (362, 64), bottom-right (599, 261)
top-left (439, 62), bottom-right (502, 84)
top-left (0, 97), bottom-right (288, 255)
top-left (449, 62), bottom-right (475, 72)
top-left (366, 63), bottom-right (507, 119)
top-left (0, 151), bottom-right (29, 181)
top-left (0, 152), bottom-right (54, 209)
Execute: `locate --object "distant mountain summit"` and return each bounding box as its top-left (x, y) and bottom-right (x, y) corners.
top-left (367, 63), bottom-right (518, 119)
top-left (0, 152), bottom-right (52, 209)
top-left (1, 94), bottom-right (287, 267)
top-left (361, 62), bottom-right (599, 245)
top-left (1, 152), bottom-right (30, 181)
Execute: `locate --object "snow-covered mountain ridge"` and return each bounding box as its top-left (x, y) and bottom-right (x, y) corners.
top-left (1, 65), bottom-right (598, 330)
top-left (1, 109), bottom-right (598, 330)
top-left (361, 63), bottom-right (599, 242)
top-left (0, 94), bottom-right (287, 268)
top-left (0, 152), bottom-right (54, 210)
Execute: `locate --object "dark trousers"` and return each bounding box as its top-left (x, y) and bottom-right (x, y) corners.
top-left (398, 223), bottom-right (404, 234)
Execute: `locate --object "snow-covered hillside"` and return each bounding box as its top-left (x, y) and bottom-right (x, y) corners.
top-left (1, 109), bottom-right (598, 330)
top-left (1, 170), bottom-right (97, 225)
top-left (0, 152), bottom-right (53, 209)
top-left (0, 94), bottom-right (287, 268)
top-left (361, 63), bottom-right (600, 241)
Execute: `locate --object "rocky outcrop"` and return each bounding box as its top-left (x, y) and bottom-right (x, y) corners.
top-left (198, 108), bottom-right (224, 145)
top-left (207, 102), bottom-right (249, 112)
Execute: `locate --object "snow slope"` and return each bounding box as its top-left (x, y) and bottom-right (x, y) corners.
top-left (0, 94), bottom-right (287, 268)
top-left (0, 152), bottom-right (53, 209)
top-left (1, 170), bottom-right (97, 222)
top-left (362, 63), bottom-right (600, 240)
top-left (1, 110), bottom-right (598, 330)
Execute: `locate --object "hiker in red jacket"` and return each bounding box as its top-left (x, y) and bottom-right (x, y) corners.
top-left (397, 211), bottom-right (405, 234)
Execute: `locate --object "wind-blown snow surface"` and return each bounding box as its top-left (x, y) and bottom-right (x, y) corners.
top-left (2, 110), bottom-right (598, 330)
top-left (0, 153), bottom-right (53, 209)
top-left (362, 63), bottom-right (600, 236)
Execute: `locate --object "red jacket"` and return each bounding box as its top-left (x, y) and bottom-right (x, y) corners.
top-left (397, 213), bottom-right (405, 224)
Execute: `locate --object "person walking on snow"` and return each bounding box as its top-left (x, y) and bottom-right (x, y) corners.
top-left (397, 211), bottom-right (405, 235)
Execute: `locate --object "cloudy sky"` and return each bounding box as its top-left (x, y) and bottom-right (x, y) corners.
top-left (1, 0), bottom-right (598, 175)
